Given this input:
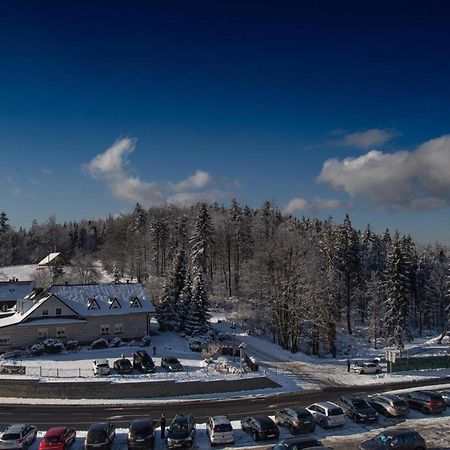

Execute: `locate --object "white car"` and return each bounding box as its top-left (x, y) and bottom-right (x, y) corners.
top-left (206, 416), bottom-right (234, 445)
top-left (0, 424), bottom-right (37, 449)
top-left (351, 362), bottom-right (382, 374)
top-left (93, 359), bottom-right (110, 376)
top-left (306, 402), bottom-right (345, 428)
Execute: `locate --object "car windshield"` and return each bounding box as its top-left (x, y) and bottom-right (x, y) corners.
top-left (171, 422), bottom-right (188, 432)
top-left (353, 399), bottom-right (370, 408)
top-left (97, 363), bottom-right (108, 368)
top-left (119, 360), bottom-right (131, 366)
top-left (2, 433), bottom-right (20, 440)
top-left (214, 424), bottom-right (232, 432)
top-left (131, 426), bottom-right (152, 437)
top-left (328, 408), bottom-right (343, 416)
top-left (393, 401), bottom-right (406, 407)
top-left (45, 437), bottom-right (61, 443)
top-left (87, 431), bottom-right (106, 442)
top-left (272, 444), bottom-right (289, 450)
top-left (295, 410), bottom-right (311, 419)
top-left (167, 358), bottom-right (179, 364)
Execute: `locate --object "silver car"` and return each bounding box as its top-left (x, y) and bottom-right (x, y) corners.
top-left (368, 394), bottom-right (409, 417)
top-left (0, 424), bottom-right (37, 449)
top-left (306, 401), bottom-right (345, 428)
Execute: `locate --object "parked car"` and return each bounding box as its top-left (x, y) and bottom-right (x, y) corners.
top-left (306, 402), bottom-right (345, 429)
top-left (339, 396), bottom-right (378, 423)
top-left (161, 357), bottom-right (183, 372)
top-left (127, 419), bottom-right (155, 450)
top-left (405, 390), bottom-right (446, 414)
top-left (439, 390), bottom-right (450, 406)
top-left (84, 422), bottom-right (115, 450)
top-left (241, 416), bottom-right (279, 441)
top-left (114, 358), bottom-right (134, 374)
top-left (359, 429), bottom-right (426, 450)
top-left (272, 436), bottom-right (324, 449)
top-left (92, 359), bottom-right (110, 376)
top-left (133, 350), bottom-right (155, 373)
top-left (368, 394), bottom-right (409, 417)
top-left (39, 427), bottom-right (76, 450)
top-left (0, 424), bottom-right (37, 449)
top-left (274, 407), bottom-right (315, 434)
top-left (351, 362), bottom-right (382, 374)
top-left (206, 416), bottom-right (234, 446)
top-left (166, 414), bottom-right (196, 448)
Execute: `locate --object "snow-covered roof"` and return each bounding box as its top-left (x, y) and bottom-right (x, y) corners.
top-left (49, 283), bottom-right (155, 316)
top-left (18, 318), bottom-right (86, 326)
top-left (38, 252), bottom-right (65, 266)
top-left (0, 281), bottom-right (35, 302)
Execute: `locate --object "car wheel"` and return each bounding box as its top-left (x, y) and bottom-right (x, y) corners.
top-left (289, 425), bottom-right (296, 435)
top-left (354, 414), bottom-right (360, 423)
top-left (421, 406), bottom-right (428, 414)
top-left (320, 419), bottom-right (328, 429)
top-left (360, 370), bottom-right (365, 374)
top-left (252, 431), bottom-right (258, 441)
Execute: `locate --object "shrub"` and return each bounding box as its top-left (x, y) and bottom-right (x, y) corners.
top-left (109, 337), bottom-right (123, 348)
top-left (90, 338), bottom-right (109, 350)
top-left (42, 338), bottom-right (63, 354)
top-left (30, 343), bottom-right (45, 356)
top-left (65, 340), bottom-right (79, 351)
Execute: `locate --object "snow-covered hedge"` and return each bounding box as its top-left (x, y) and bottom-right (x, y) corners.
top-left (42, 338), bottom-right (64, 354)
top-left (90, 338), bottom-right (109, 350)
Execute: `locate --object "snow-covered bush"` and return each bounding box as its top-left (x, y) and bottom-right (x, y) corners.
top-left (65, 340), bottom-right (79, 351)
top-left (1, 349), bottom-right (23, 359)
top-left (109, 337), bottom-right (123, 348)
top-left (140, 335), bottom-right (151, 346)
top-left (42, 338), bottom-right (64, 354)
top-left (90, 338), bottom-right (109, 350)
top-left (30, 343), bottom-right (45, 356)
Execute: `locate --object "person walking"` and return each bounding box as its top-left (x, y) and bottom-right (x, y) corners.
top-left (346, 358), bottom-right (351, 372)
top-left (153, 345), bottom-right (157, 356)
top-left (160, 414), bottom-right (166, 439)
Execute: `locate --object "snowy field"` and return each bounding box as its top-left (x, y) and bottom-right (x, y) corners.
top-left (8, 410), bottom-right (450, 450)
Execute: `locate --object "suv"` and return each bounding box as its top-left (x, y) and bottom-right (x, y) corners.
top-left (339, 396), bottom-right (378, 423)
top-left (92, 359), bottom-right (110, 376)
top-left (166, 414), bottom-right (196, 448)
top-left (114, 358), bottom-right (134, 374)
top-left (84, 422), bottom-right (115, 450)
top-left (274, 408), bottom-right (315, 434)
top-left (405, 390), bottom-right (446, 414)
top-left (351, 362), bottom-right (382, 374)
top-left (161, 357), bottom-right (183, 372)
top-left (0, 424), bottom-right (37, 449)
top-left (206, 416), bottom-right (234, 445)
top-left (359, 429), bottom-right (426, 450)
top-left (368, 394), bottom-right (409, 417)
top-left (306, 402), bottom-right (345, 428)
top-left (272, 437), bottom-right (324, 450)
top-left (134, 350), bottom-right (155, 373)
top-left (127, 419), bottom-right (155, 450)
top-left (241, 416), bottom-right (279, 441)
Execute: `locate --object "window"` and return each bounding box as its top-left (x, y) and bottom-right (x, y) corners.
top-left (0, 336), bottom-right (11, 346)
top-left (114, 323), bottom-right (124, 334)
top-left (87, 298), bottom-right (100, 310)
top-left (38, 328), bottom-right (48, 339)
top-left (100, 324), bottom-right (110, 335)
top-left (42, 309), bottom-right (49, 316)
top-left (109, 298), bottom-right (121, 309)
top-left (56, 328), bottom-right (66, 338)
top-left (130, 297), bottom-right (142, 308)
top-left (55, 308), bottom-right (62, 315)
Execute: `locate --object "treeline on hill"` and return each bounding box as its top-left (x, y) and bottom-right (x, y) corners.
top-left (0, 202), bottom-right (449, 356)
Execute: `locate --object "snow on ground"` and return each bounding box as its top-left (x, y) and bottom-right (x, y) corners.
top-left (9, 410), bottom-right (450, 449)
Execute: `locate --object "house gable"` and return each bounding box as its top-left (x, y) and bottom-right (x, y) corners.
top-left (24, 294), bottom-right (80, 321)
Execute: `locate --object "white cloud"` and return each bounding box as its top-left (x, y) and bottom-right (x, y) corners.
top-left (85, 138), bottom-right (226, 208)
top-left (173, 170), bottom-right (212, 191)
top-left (335, 128), bottom-right (396, 149)
top-left (318, 135), bottom-right (450, 211)
top-left (284, 197), bottom-right (349, 215)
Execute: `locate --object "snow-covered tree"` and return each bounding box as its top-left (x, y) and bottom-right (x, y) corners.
top-left (190, 204), bottom-right (214, 276)
top-left (184, 269), bottom-right (210, 335)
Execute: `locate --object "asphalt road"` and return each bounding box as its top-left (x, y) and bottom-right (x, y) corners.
top-left (2, 376), bottom-right (450, 429)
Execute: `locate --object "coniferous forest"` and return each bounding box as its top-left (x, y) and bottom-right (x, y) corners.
top-left (0, 202), bottom-right (449, 356)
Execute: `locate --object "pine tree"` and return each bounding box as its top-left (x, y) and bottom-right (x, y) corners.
top-left (0, 212), bottom-right (10, 233)
top-left (190, 204), bottom-right (214, 276)
top-left (184, 269), bottom-right (210, 335)
top-left (384, 237), bottom-right (412, 350)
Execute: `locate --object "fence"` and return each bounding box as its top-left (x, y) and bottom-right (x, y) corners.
top-left (390, 355), bottom-right (450, 372)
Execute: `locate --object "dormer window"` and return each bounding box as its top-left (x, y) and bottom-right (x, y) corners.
top-left (87, 298), bottom-right (100, 310)
top-left (109, 297), bottom-right (121, 309)
top-left (130, 297), bottom-right (142, 308)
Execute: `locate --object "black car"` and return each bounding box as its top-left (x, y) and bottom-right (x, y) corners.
top-left (161, 357), bottom-right (184, 372)
top-left (127, 419), bottom-right (155, 450)
top-left (84, 422), bottom-right (115, 450)
top-left (114, 358), bottom-right (134, 374)
top-left (359, 429), bottom-right (426, 450)
top-left (274, 408), bottom-right (315, 434)
top-left (272, 437), bottom-right (324, 450)
top-left (405, 390), bottom-right (446, 414)
top-left (166, 414), bottom-right (196, 448)
top-left (339, 396), bottom-right (378, 423)
top-left (241, 416), bottom-right (280, 442)
top-left (134, 350), bottom-right (155, 373)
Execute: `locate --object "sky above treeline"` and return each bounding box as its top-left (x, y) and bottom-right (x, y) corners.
top-left (1, 1), bottom-right (450, 244)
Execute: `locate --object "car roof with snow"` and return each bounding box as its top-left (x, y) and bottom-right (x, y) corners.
top-left (311, 401), bottom-right (341, 409)
top-left (210, 416), bottom-right (231, 424)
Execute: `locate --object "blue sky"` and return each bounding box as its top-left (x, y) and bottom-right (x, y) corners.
top-left (1, 1), bottom-right (450, 243)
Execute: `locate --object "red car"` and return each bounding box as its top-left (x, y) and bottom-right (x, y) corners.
top-left (39, 427), bottom-right (76, 450)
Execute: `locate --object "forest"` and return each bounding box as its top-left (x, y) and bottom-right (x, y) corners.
top-left (0, 201), bottom-right (448, 356)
